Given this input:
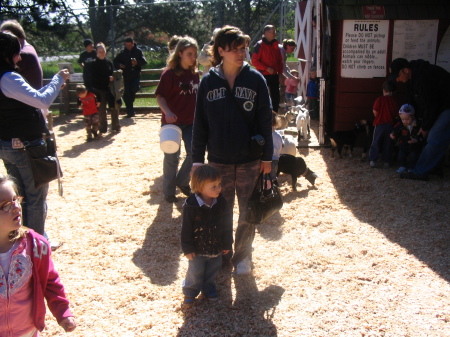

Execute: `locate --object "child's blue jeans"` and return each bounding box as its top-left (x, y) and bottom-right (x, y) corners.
top-left (182, 254), bottom-right (222, 298)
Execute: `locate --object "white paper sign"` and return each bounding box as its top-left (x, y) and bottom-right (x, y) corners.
top-left (392, 20), bottom-right (438, 63)
top-left (341, 20), bottom-right (389, 78)
top-left (436, 26), bottom-right (450, 72)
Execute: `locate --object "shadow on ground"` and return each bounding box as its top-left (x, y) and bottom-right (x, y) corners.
top-left (132, 176), bottom-right (183, 286)
top-left (323, 147), bottom-right (450, 282)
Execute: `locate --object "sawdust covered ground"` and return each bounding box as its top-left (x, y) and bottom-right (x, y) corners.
top-left (7, 113), bottom-right (450, 336)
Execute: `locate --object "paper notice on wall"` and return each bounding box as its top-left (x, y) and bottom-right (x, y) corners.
top-left (341, 20), bottom-right (389, 78)
top-left (392, 20), bottom-right (438, 63)
top-left (436, 26), bottom-right (450, 72)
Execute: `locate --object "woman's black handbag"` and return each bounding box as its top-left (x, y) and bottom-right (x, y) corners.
top-left (246, 173), bottom-right (283, 224)
top-left (25, 135), bottom-right (63, 190)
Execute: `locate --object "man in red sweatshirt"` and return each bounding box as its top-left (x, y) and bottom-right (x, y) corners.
top-left (252, 25), bottom-right (283, 112)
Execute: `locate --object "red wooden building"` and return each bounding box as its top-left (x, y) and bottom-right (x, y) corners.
top-left (295, 0), bottom-right (450, 144)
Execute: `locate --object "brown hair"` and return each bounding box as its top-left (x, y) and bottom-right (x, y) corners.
top-left (168, 35), bottom-right (181, 53)
top-left (212, 26), bottom-right (250, 67)
top-left (191, 165), bottom-right (221, 194)
top-left (382, 80), bottom-right (395, 93)
top-left (0, 174), bottom-right (28, 242)
top-left (0, 20), bottom-right (26, 40)
top-left (282, 39), bottom-right (297, 49)
top-left (76, 84), bottom-right (87, 94)
top-left (0, 31), bottom-right (21, 68)
top-left (166, 36), bottom-right (198, 76)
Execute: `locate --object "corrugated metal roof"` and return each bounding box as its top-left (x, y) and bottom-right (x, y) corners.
top-left (324, 0), bottom-right (450, 19)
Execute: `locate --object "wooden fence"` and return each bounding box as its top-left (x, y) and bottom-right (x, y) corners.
top-left (45, 68), bottom-right (163, 115)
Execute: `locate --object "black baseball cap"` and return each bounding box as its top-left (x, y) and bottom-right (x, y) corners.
top-left (389, 58), bottom-right (410, 82)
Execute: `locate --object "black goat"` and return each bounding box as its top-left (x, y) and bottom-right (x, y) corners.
top-left (329, 120), bottom-right (370, 159)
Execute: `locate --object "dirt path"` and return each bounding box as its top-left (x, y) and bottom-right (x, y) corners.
top-left (5, 113), bottom-right (449, 336)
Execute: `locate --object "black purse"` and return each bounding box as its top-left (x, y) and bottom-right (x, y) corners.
top-left (246, 173), bottom-right (283, 224)
top-left (25, 134), bottom-right (63, 191)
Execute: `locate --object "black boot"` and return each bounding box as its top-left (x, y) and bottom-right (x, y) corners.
top-left (305, 169), bottom-right (318, 185)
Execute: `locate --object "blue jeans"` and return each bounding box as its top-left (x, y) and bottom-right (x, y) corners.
top-left (397, 149), bottom-right (419, 170)
top-left (0, 139), bottom-right (48, 235)
top-left (182, 254), bottom-right (222, 298)
top-left (369, 124), bottom-right (394, 163)
top-left (123, 77), bottom-right (140, 116)
top-left (413, 108), bottom-right (450, 175)
top-left (162, 124), bottom-right (192, 198)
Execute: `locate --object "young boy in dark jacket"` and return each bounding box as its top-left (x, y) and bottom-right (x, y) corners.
top-left (181, 165), bottom-right (233, 305)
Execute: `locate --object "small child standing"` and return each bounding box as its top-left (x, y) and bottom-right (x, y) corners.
top-left (271, 111), bottom-right (283, 181)
top-left (306, 67), bottom-right (319, 120)
top-left (284, 69), bottom-right (300, 105)
top-left (369, 81), bottom-right (398, 168)
top-left (181, 165), bottom-right (233, 305)
top-left (76, 84), bottom-right (100, 142)
top-left (0, 174), bottom-right (76, 335)
top-left (390, 104), bottom-right (423, 173)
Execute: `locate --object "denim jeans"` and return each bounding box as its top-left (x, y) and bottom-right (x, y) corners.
top-left (413, 109), bottom-right (450, 175)
top-left (162, 124), bottom-right (192, 198)
top-left (0, 139), bottom-right (48, 235)
top-left (182, 254), bottom-right (222, 298)
top-left (123, 77), bottom-right (140, 116)
top-left (397, 149), bottom-right (418, 170)
top-left (369, 124), bottom-right (394, 164)
top-left (209, 160), bottom-right (260, 266)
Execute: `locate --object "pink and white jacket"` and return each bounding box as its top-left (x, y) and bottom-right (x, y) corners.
top-left (0, 229), bottom-right (73, 335)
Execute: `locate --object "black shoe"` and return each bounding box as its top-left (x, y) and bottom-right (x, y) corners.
top-left (400, 171), bottom-right (429, 181)
top-left (177, 185), bottom-right (192, 197)
top-left (165, 195), bottom-right (178, 203)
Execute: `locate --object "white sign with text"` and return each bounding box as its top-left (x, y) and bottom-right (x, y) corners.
top-left (341, 20), bottom-right (389, 78)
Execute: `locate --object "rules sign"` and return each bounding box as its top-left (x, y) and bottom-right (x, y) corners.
top-left (341, 20), bottom-right (389, 78)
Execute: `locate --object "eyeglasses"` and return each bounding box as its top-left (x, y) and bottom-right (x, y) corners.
top-left (1, 196), bottom-right (23, 212)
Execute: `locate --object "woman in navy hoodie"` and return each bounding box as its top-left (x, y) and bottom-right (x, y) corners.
top-left (192, 26), bottom-right (273, 275)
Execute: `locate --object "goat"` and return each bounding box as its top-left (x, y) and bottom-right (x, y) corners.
top-left (296, 108), bottom-right (310, 142)
top-left (280, 135), bottom-right (297, 156)
top-left (329, 120), bottom-right (369, 159)
top-left (276, 111), bottom-right (296, 130)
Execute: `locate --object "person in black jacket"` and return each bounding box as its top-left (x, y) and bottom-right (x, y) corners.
top-left (192, 26), bottom-right (273, 275)
top-left (389, 58), bottom-right (450, 180)
top-left (85, 42), bottom-right (120, 133)
top-left (113, 37), bottom-right (147, 118)
top-left (181, 165), bottom-right (232, 305)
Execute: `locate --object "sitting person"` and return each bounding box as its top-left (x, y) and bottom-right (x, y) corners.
top-left (390, 104), bottom-right (423, 173)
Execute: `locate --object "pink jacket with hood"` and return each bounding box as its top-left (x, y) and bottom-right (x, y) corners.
top-left (0, 229), bottom-right (73, 335)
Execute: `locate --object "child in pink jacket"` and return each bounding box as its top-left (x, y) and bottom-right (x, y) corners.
top-left (284, 69), bottom-right (300, 104)
top-left (0, 174), bottom-right (76, 336)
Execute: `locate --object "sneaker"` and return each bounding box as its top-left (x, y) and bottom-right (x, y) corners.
top-left (369, 161), bottom-right (376, 168)
top-left (177, 185), bottom-right (192, 197)
top-left (207, 291), bottom-right (219, 301)
top-left (396, 166), bottom-right (407, 173)
top-left (164, 195), bottom-right (178, 203)
top-left (400, 171), bottom-right (429, 181)
top-left (49, 241), bottom-right (63, 251)
top-left (183, 296), bottom-right (195, 306)
top-left (235, 257), bottom-right (252, 275)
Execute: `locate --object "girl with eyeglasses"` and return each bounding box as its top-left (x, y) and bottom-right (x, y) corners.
top-left (0, 174), bottom-right (76, 335)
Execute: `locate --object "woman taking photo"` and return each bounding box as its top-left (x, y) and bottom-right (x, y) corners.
top-left (155, 36), bottom-right (200, 203)
top-left (0, 32), bottom-right (69, 237)
top-left (192, 26), bottom-right (273, 275)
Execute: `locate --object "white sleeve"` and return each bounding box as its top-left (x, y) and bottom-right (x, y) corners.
top-left (0, 72), bottom-right (64, 109)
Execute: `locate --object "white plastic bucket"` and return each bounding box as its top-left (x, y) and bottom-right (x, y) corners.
top-left (159, 124), bottom-right (182, 154)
